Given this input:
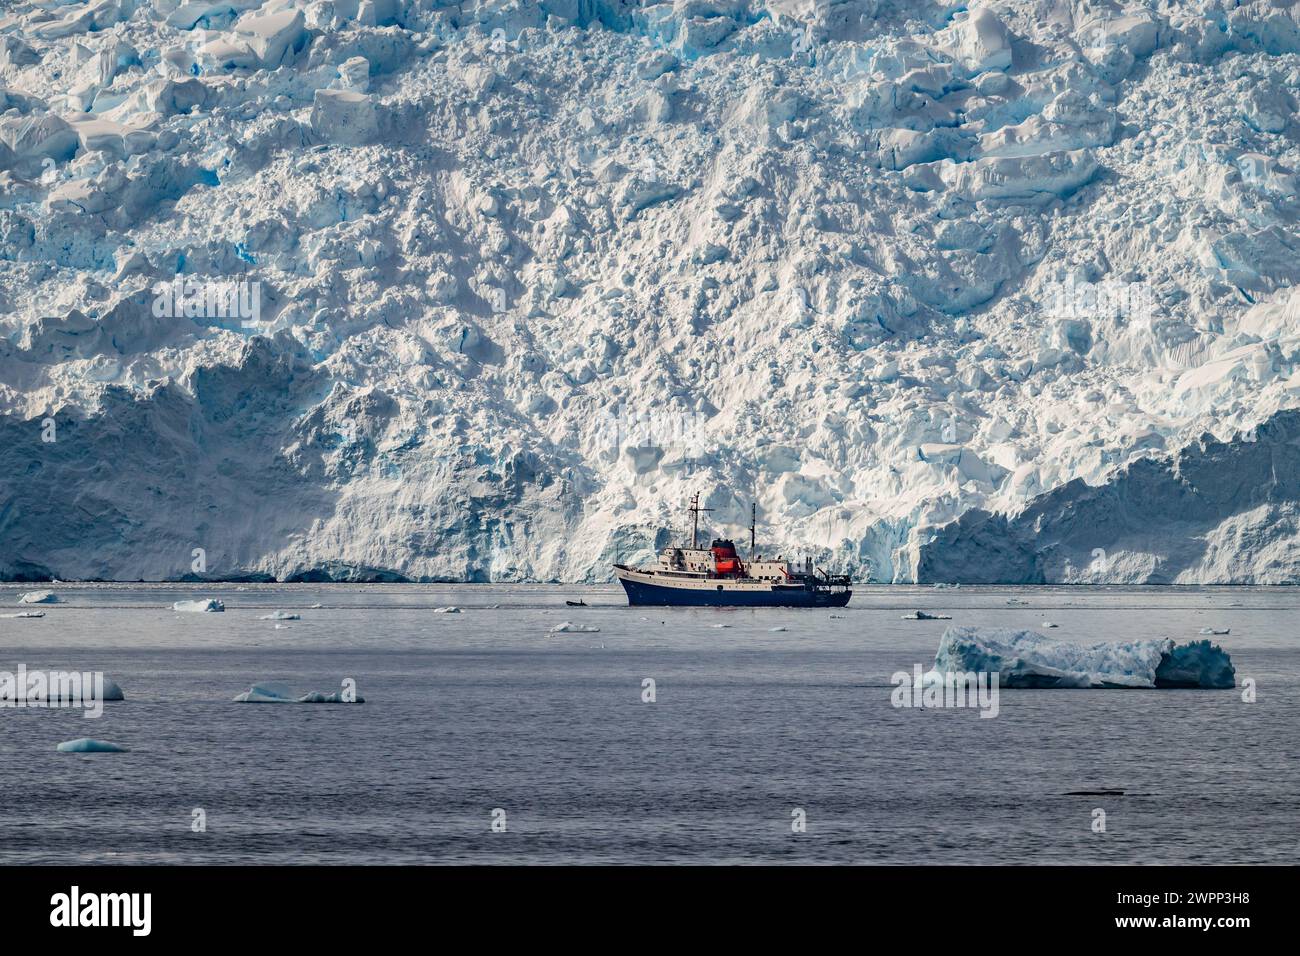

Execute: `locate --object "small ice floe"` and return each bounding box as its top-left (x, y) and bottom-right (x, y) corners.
top-left (258, 612), bottom-right (300, 621)
top-left (173, 599), bottom-right (224, 613)
top-left (931, 583), bottom-right (960, 590)
top-left (829, 614), bottom-right (845, 619)
top-left (40, 678), bottom-right (125, 703)
top-left (769, 626), bottom-right (788, 632)
top-left (233, 682), bottom-right (364, 703)
top-left (57, 738), bottom-right (127, 753)
top-left (711, 623), bottom-right (732, 628)
top-left (273, 624), bottom-right (290, 630)
top-left (19, 590), bottom-right (59, 604)
top-left (550, 621), bottom-right (600, 634)
top-left (433, 606), bottom-right (461, 614)
top-left (1, 611), bottom-right (44, 619)
top-left (1199, 627), bottom-right (1230, 635)
top-left (901, 610), bottom-right (951, 620)
top-left (1005, 598), bottom-right (1029, 606)
top-left (1041, 621), bottom-right (1059, 628)
top-left (310, 603), bottom-right (323, 609)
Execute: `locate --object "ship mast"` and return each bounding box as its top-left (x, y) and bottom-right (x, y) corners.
top-left (750, 502), bottom-right (756, 559)
top-left (688, 492), bottom-right (713, 550)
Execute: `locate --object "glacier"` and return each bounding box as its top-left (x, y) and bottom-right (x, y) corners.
top-left (3, 2), bottom-right (1300, 583)
top-left (933, 626), bottom-right (1237, 688)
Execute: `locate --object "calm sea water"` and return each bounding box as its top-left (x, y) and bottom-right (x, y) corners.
top-left (0, 584), bottom-right (1296, 865)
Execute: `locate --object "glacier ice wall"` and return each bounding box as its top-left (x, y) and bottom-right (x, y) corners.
top-left (3, 1), bottom-right (1300, 581)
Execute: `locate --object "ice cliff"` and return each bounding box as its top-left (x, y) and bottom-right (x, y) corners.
top-left (3, 1), bottom-right (1300, 582)
top-left (933, 626), bottom-right (1237, 688)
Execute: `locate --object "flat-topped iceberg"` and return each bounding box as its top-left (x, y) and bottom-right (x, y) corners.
top-left (233, 681), bottom-right (363, 703)
top-left (550, 621), bottom-right (600, 633)
top-left (933, 627), bottom-right (1235, 689)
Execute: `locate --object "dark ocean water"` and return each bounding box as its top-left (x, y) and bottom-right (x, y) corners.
top-left (1, 584), bottom-right (1296, 864)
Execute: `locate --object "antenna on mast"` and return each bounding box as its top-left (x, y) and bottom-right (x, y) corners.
top-left (688, 492), bottom-right (714, 550)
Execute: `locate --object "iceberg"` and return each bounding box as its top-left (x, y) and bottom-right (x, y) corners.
top-left (933, 627), bottom-right (1236, 689)
top-left (1, 611), bottom-right (44, 618)
top-left (901, 610), bottom-right (951, 620)
top-left (19, 591), bottom-right (60, 604)
top-left (258, 611), bottom-right (300, 620)
top-left (43, 677), bottom-right (125, 703)
top-left (233, 682), bottom-right (364, 703)
top-left (57, 738), bottom-right (127, 753)
top-left (550, 622), bottom-right (600, 633)
top-left (173, 599), bottom-right (225, 612)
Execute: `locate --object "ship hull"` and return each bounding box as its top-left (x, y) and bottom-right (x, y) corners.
top-left (617, 572), bottom-right (851, 608)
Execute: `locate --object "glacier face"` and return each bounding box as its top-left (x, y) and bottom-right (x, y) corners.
top-left (3, 1), bottom-right (1300, 582)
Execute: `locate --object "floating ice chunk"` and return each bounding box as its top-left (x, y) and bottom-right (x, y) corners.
top-left (233, 682), bottom-right (296, 703)
top-left (1199, 627), bottom-right (1229, 635)
top-left (1042, 621), bottom-right (1059, 628)
top-left (39, 677), bottom-right (125, 703)
top-left (297, 689), bottom-right (365, 703)
top-left (173, 599), bottom-right (224, 612)
top-left (1, 611), bottom-right (44, 618)
top-left (432, 606), bottom-right (460, 613)
top-left (769, 626), bottom-right (788, 632)
top-left (19, 591), bottom-right (60, 604)
top-left (550, 622), bottom-right (600, 633)
top-left (234, 681), bottom-right (363, 703)
top-left (258, 611), bottom-right (301, 620)
top-left (901, 610), bottom-right (951, 620)
top-left (933, 627), bottom-right (1236, 689)
top-left (57, 738), bottom-right (127, 753)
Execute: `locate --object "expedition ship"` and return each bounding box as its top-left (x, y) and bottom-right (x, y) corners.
top-left (614, 494), bottom-right (852, 608)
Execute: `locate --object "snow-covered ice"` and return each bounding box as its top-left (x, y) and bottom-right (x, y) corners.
top-left (172, 599), bottom-right (225, 612)
top-left (932, 626), bottom-right (1236, 689)
top-left (233, 681), bottom-right (363, 703)
top-left (3, 3), bottom-right (1300, 583)
top-left (550, 621), bottom-right (600, 633)
top-left (18, 591), bottom-right (59, 604)
top-left (258, 611), bottom-right (300, 620)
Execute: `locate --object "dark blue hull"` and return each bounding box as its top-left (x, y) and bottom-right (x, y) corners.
top-left (619, 576), bottom-right (851, 608)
